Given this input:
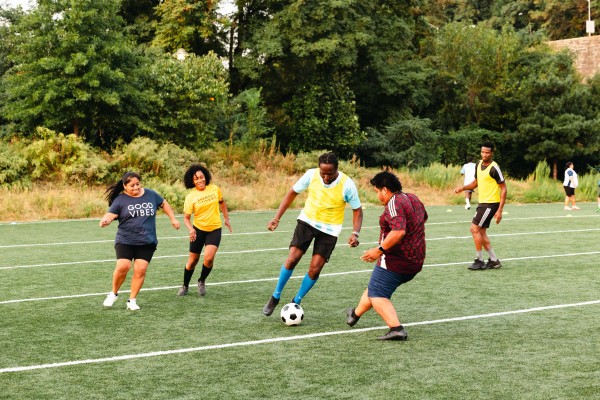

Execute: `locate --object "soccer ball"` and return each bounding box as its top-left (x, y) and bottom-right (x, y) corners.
top-left (280, 303), bottom-right (304, 326)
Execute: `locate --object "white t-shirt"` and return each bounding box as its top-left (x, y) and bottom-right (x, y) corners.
top-left (563, 168), bottom-right (578, 188)
top-left (460, 162), bottom-right (476, 185)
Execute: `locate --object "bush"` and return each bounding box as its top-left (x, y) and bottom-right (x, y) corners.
top-left (0, 140), bottom-right (29, 188)
top-left (24, 128), bottom-right (110, 184)
top-left (109, 137), bottom-right (199, 184)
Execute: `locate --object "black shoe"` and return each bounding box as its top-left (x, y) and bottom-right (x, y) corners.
top-left (468, 259), bottom-right (486, 270)
top-left (484, 258), bottom-right (502, 269)
top-left (378, 328), bottom-right (408, 341)
top-left (262, 296), bottom-right (280, 316)
top-left (346, 308), bottom-right (360, 327)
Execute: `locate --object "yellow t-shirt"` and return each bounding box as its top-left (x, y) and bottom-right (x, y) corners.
top-left (183, 184), bottom-right (223, 232)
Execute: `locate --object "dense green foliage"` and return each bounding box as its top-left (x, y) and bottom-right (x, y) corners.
top-left (1, 0), bottom-right (599, 178)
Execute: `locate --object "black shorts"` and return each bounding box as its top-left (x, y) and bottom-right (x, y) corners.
top-left (290, 220), bottom-right (338, 261)
top-left (564, 186), bottom-right (575, 197)
top-left (115, 243), bottom-right (157, 262)
top-left (472, 203), bottom-right (500, 229)
top-left (190, 227), bottom-right (222, 254)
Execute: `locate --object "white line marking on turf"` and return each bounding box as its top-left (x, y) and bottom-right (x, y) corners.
top-left (1, 299), bottom-right (599, 374)
top-left (2, 212), bottom-right (598, 248)
top-left (2, 251), bottom-right (598, 305)
top-left (2, 226), bottom-right (599, 270)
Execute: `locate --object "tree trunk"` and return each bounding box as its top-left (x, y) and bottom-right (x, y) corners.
top-left (552, 159), bottom-right (558, 180)
top-left (73, 119), bottom-right (79, 137)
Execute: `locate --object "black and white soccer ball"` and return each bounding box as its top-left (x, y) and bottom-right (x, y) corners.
top-left (280, 302), bottom-right (304, 326)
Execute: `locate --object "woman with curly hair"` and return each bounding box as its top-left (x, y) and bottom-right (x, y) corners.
top-left (177, 164), bottom-right (232, 297)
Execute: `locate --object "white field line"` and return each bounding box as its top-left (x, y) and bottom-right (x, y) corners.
top-left (2, 227), bottom-right (599, 271)
top-left (2, 212), bottom-right (599, 248)
top-left (1, 250), bottom-right (599, 306)
top-left (1, 298), bottom-right (599, 374)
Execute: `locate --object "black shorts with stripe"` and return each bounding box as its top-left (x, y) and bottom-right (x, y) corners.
top-left (472, 203), bottom-right (500, 229)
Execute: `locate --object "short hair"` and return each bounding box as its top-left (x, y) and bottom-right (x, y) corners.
top-left (565, 162), bottom-right (573, 169)
top-left (370, 171), bottom-right (402, 192)
top-left (184, 164), bottom-right (212, 189)
top-left (318, 152), bottom-right (338, 168)
top-left (481, 142), bottom-right (495, 152)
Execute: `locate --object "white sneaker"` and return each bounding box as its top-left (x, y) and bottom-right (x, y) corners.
top-left (465, 204), bottom-right (470, 210)
top-left (126, 299), bottom-right (140, 311)
top-left (571, 206), bottom-right (580, 210)
top-left (564, 206), bottom-right (572, 211)
top-left (103, 292), bottom-right (118, 307)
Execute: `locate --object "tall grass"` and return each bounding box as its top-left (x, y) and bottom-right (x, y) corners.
top-left (1, 138), bottom-right (598, 221)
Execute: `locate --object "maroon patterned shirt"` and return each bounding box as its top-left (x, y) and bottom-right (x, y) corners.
top-left (377, 192), bottom-right (428, 274)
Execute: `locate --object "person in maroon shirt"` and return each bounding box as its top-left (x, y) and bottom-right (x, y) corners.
top-left (346, 171), bottom-right (428, 340)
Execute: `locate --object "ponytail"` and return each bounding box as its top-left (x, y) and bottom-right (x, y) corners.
top-left (104, 172), bottom-right (141, 206)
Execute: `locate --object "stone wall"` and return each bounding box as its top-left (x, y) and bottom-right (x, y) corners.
top-left (548, 35), bottom-right (600, 80)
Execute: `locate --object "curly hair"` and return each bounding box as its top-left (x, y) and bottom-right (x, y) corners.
top-left (184, 164), bottom-right (212, 189)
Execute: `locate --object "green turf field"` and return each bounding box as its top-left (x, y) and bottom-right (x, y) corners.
top-left (1, 203), bottom-right (599, 399)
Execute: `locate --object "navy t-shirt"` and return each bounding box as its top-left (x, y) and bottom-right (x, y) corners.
top-left (108, 189), bottom-right (164, 246)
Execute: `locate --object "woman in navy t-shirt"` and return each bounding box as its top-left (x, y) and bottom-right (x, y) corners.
top-left (99, 172), bottom-right (180, 310)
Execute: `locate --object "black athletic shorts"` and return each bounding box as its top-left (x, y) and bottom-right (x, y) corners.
top-left (564, 186), bottom-right (575, 197)
top-left (290, 220), bottom-right (337, 261)
top-left (472, 203), bottom-right (500, 229)
top-left (115, 243), bottom-right (157, 262)
top-left (190, 227), bottom-right (222, 254)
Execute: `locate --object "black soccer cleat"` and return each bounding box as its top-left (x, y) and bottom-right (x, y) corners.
top-left (378, 328), bottom-right (408, 341)
top-left (483, 258), bottom-right (502, 269)
top-left (262, 296), bottom-right (280, 316)
top-left (468, 258), bottom-right (486, 270)
top-left (346, 308), bottom-right (360, 327)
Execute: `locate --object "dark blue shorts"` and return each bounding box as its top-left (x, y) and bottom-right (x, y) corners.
top-left (367, 265), bottom-right (416, 299)
top-left (190, 227), bottom-right (222, 254)
top-left (115, 243), bottom-right (157, 262)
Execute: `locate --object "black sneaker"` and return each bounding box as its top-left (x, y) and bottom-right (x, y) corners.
top-left (468, 259), bottom-right (486, 270)
top-left (484, 258), bottom-right (502, 269)
top-left (262, 296), bottom-right (280, 316)
top-left (346, 308), bottom-right (360, 327)
top-left (378, 328), bottom-right (408, 341)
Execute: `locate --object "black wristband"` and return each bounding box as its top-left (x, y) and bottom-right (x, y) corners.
top-left (378, 246), bottom-right (385, 252)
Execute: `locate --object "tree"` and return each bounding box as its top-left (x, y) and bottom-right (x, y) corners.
top-left (119, 0), bottom-right (161, 46)
top-left (232, 0), bottom-right (373, 154)
top-left (511, 49), bottom-right (600, 178)
top-left (152, 0), bottom-right (226, 56)
top-left (145, 50), bottom-right (230, 149)
top-left (1, 0), bottom-right (154, 147)
top-left (424, 22), bottom-right (522, 131)
top-left (358, 117), bottom-right (439, 168)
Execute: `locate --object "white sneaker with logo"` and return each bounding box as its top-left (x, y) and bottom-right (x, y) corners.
top-left (127, 299), bottom-right (140, 311)
top-left (103, 292), bottom-right (118, 307)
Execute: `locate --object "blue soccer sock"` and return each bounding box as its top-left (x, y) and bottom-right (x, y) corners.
top-left (272, 265), bottom-right (293, 300)
top-left (293, 274), bottom-right (318, 304)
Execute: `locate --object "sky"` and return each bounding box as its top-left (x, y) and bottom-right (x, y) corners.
top-left (2, 0), bottom-right (35, 10)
